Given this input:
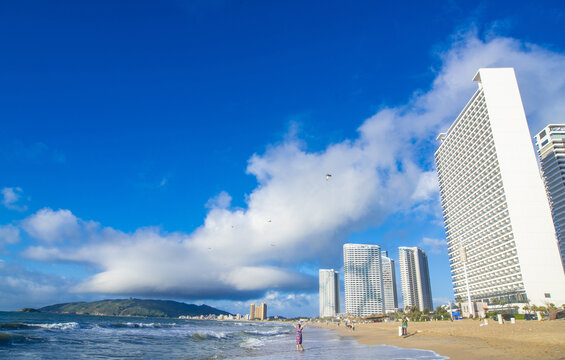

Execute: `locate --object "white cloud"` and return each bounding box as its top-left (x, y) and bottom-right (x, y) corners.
top-left (0, 260), bottom-right (81, 310)
top-left (206, 290), bottom-right (316, 318)
top-left (420, 237), bottom-right (448, 254)
top-left (21, 208), bottom-right (82, 243)
top-left (22, 223), bottom-right (315, 299)
top-left (1, 187), bottom-right (28, 211)
top-left (433, 297), bottom-right (453, 308)
top-left (0, 224), bottom-right (21, 247)
top-left (205, 191), bottom-right (232, 209)
top-left (16, 32), bottom-right (565, 303)
top-left (262, 291), bottom-right (315, 316)
top-left (412, 171), bottom-right (439, 201)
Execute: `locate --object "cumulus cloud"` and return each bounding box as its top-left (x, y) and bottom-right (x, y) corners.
top-left (15, 31), bottom-right (565, 302)
top-left (433, 297), bottom-right (452, 308)
top-left (0, 260), bottom-right (81, 310)
top-left (1, 187), bottom-right (28, 211)
top-left (420, 237), bottom-right (448, 254)
top-left (0, 224), bottom-right (21, 248)
top-left (21, 208), bottom-right (82, 243)
top-left (262, 291), bottom-right (315, 317)
top-left (205, 191), bottom-right (232, 209)
top-left (22, 222), bottom-right (314, 299)
top-left (412, 172), bottom-right (439, 201)
top-left (208, 290), bottom-right (317, 318)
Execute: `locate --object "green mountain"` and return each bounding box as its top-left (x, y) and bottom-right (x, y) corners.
top-left (39, 299), bottom-right (231, 318)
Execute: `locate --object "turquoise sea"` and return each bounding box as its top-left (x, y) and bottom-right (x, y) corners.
top-left (0, 312), bottom-right (446, 359)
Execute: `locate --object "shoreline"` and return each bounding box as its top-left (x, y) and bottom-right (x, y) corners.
top-left (312, 319), bottom-right (565, 359)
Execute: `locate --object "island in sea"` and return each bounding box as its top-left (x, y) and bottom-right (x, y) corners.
top-left (20, 298), bottom-right (231, 318)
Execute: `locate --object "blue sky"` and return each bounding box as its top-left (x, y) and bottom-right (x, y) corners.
top-left (2, 0), bottom-right (565, 317)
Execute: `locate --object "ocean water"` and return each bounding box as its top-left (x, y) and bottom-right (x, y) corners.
top-left (0, 312), bottom-right (446, 359)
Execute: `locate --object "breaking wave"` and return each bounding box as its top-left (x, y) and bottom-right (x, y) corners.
top-left (190, 330), bottom-right (227, 340)
top-left (239, 337), bottom-right (264, 348)
top-left (243, 328), bottom-right (290, 336)
top-left (31, 322), bottom-right (80, 330)
top-left (110, 322), bottom-right (177, 329)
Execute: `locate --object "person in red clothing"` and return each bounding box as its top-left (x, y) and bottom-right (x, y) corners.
top-left (294, 323), bottom-right (304, 351)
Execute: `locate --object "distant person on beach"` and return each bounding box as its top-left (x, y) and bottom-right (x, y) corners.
top-left (295, 323), bottom-right (304, 351)
top-left (401, 316), bottom-right (408, 336)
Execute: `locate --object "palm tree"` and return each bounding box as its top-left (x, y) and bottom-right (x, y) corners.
top-left (489, 298), bottom-right (499, 316)
top-left (455, 295), bottom-right (463, 315)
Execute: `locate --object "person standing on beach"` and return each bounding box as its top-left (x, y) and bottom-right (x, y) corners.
top-left (401, 316), bottom-right (408, 336)
top-left (295, 323), bottom-right (304, 351)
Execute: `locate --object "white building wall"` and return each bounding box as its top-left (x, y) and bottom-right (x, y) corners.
top-left (435, 68), bottom-right (565, 306)
top-left (399, 247), bottom-right (416, 309)
top-left (399, 247), bottom-right (433, 311)
top-left (534, 124), bottom-right (565, 272)
top-left (343, 244), bottom-right (384, 317)
top-left (381, 254), bottom-right (398, 313)
top-left (478, 68), bottom-right (565, 305)
top-left (319, 269), bottom-right (339, 317)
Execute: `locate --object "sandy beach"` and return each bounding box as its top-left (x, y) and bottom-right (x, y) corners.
top-left (314, 319), bottom-right (565, 359)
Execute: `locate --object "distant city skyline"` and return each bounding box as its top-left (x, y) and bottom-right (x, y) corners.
top-left (2, 1), bottom-right (565, 317)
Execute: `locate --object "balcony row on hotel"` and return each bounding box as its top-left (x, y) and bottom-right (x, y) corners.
top-left (435, 68), bottom-right (565, 314)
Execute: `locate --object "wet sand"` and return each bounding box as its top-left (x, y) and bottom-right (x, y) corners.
top-left (313, 319), bottom-right (565, 359)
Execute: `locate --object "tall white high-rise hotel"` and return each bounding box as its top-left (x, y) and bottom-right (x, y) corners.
top-left (343, 244), bottom-right (384, 317)
top-left (435, 68), bottom-right (565, 305)
top-left (319, 269), bottom-right (340, 317)
top-left (398, 247), bottom-right (433, 311)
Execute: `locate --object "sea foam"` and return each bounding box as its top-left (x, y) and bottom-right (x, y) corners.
top-left (239, 337), bottom-right (264, 348)
top-left (32, 322), bottom-right (80, 330)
